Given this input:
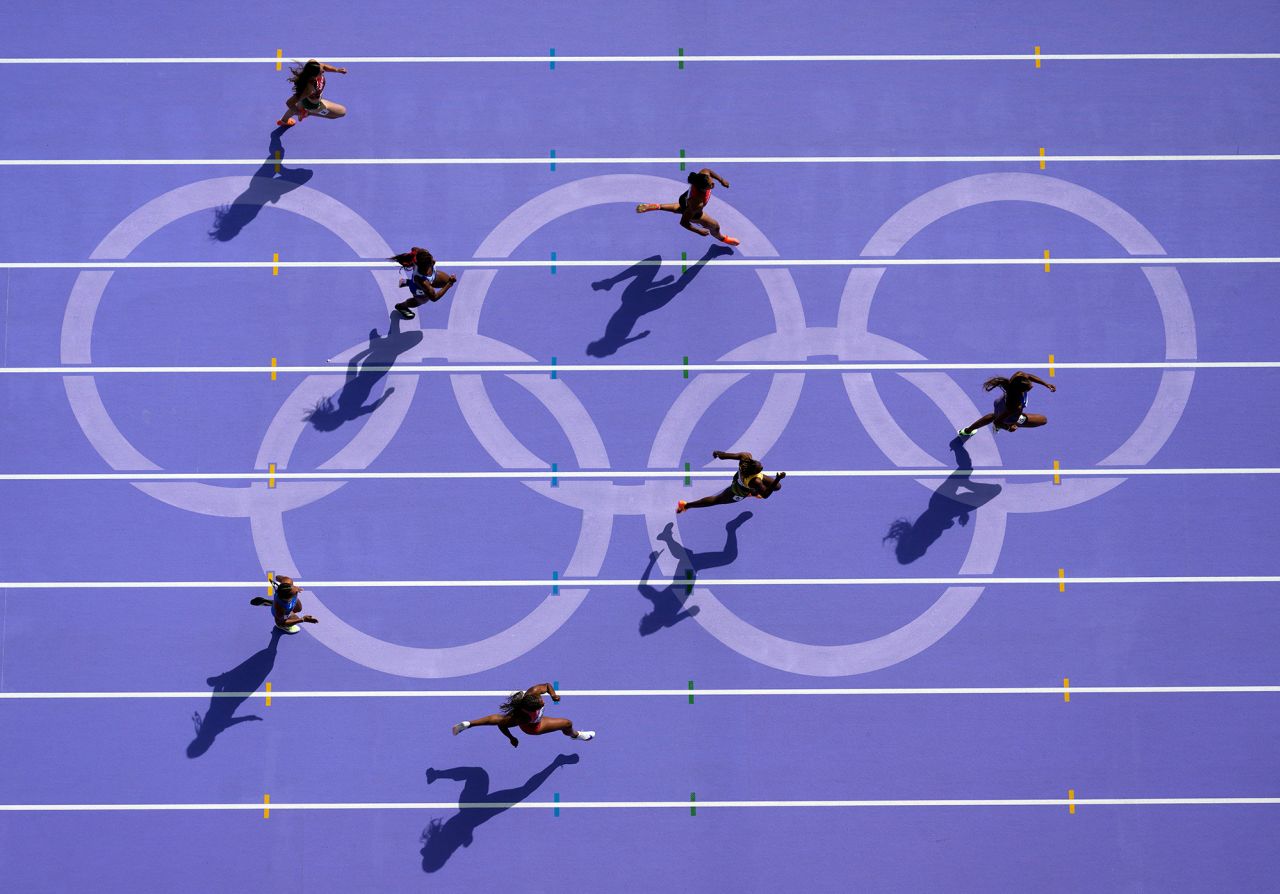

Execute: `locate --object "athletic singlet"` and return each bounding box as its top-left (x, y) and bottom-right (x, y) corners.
top-left (688, 182), bottom-right (711, 206)
top-left (400, 263), bottom-right (434, 294)
top-left (273, 587), bottom-right (298, 616)
top-left (514, 691), bottom-right (544, 727)
top-left (731, 469), bottom-right (765, 499)
top-left (300, 73), bottom-right (326, 109)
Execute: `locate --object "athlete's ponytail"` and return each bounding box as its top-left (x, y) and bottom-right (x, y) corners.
top-left (982, 376), bottom-right (1010, 392)
top-left (288, 59), bottom-right (323, 94)
top-left (389, 247), bottom-right (433, 271)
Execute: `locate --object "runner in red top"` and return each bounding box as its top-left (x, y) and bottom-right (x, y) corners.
top-left (450, 683), bottom-right (596, 747)
top-left (278, 59), bottom-right (348, 127)
top-left (636, 168), bottom-right (740, 246)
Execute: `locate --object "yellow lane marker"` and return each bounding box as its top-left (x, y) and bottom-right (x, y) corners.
top-left (264, 794), bottom-right (270, 818)
top-left (265, 682), bottom-right (272, 707)
top-left (276, 49), bottom-right (282, 72)
top-left (1053, 459), bottom-right (1061, 485)
top-left (267, 570), bottom-right (274, 596)
top-left (270, 357), bottom-right (278, 381)
top-left (268, 463), bottom-right (277, 489)
top-left (1058, 568), bottom-right (1066, 592)
top-left (272, 252), bottom-right (279, 276)
top-left (1063, 677), bottom-right (1070, 702)
top-left (1048, 354), bottom-right (1055, 377)
top-left (1039, 147), bottom-right (1046, 170)
top-left (1035, 46), bottom-right (1041, 69)
top-left (1043, 249), bottom-right (1051, 272)
top-left (1068, 789), bottom-right (1075, 814)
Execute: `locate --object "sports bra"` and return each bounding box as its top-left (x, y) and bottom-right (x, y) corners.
top-left (688, 182), bottom-right (711, 205)
top-left (731, 469), bottom-right (765, 498)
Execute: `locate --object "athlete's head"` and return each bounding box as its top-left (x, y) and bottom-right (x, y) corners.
top-left (500, 689), bottom-right (543, 717)
top-left (289, 59), bottom-right (324, 93)
top-left (982, 376), bottom-right (1011, 392)
top-left (388, 247), bottom-right (434, 272)
top-left (687, 171), bottom-right (713, 190)
top-left (741, 458), bottom-right (764, 477)
top-left (274, 575), bottom-right (297, 594)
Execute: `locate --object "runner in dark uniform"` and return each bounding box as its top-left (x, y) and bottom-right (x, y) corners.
top-left (677, 450), bottom-right (785, 513)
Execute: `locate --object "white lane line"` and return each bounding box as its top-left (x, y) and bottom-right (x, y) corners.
top-left (1, 797), bottom-right (1276, 812)
top-left (1, 53), bottom-right (1278, 63)
top-left (1, 467), bottom-right (1278, 482)
top-left (2, 575), bottom-right (1277, 589)
top-left (1, 686), bottom-right (1276, 700)
top-left (6, 361), bottom-right (1277, 375)
top-left (3, 257), bottom-right (1279, 269)
top-left (3, 154), bottom-right (1278, 166)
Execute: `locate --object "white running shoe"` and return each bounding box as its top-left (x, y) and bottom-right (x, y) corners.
top-left (276, 624), bottom-right (301, 634)
top-left (575, 730), bottom-right (596, 741)
top-left (451, 721), bottom-right (470, 736)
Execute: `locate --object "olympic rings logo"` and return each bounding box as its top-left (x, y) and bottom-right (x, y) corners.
top-left (60, 172), bottom-right (1195, 678)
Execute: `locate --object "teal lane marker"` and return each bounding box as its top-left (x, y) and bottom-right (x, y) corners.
top-left (552, 571), bottom-right (559, 595)
top-left (682, 355), bottom-right (689, 379)
top-left (690, 792), bottom-right (697, 816)
top-left (688, 680), bottom-right (695, 704)
top-left (553, 680), bottom-right (559, 690)
top-left (550, 250), bottom-right (557, 274)
top-left (550, 356), bottom-right (557, 379)
top-left (549, 48), bottom-right (555, 70)
top-left (681, 250), bottom-right (687, 274)
top-left (683, 461), bottom-right (691, 486)
top-left (685, 569), bottom-right (693, 595)
top-left (678, 47), bottom-right (685, 70)
top-left (551, 463), bottom-right (559, 487)
top-left (679, 148), bottom-right (686, 171)
top-left (549, 149), bottom-right (556, 172)
top-left (554, 792), bottom-right (560, 817)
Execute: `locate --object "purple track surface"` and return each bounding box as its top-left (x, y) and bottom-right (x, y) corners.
top-left (2, 1), bottom-right (1279, 891)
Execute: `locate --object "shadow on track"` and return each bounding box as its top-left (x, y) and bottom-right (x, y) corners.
top-left (187, 627), bottom-right (282, 758)
top-left (208, 126), bottom-right (314, 242)
top-left (637, 511), bottom-right (752, 636)
top-left (882, 437), bottom-right (1003, 564)
top-left (586, 244), bottom-right (733, 357)
top-left (304, 316), bottom-right (423, 431)
top-left (420, 754), bottom-right (580, 872)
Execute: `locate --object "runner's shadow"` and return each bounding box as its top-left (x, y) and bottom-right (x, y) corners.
top-left (304, 317), bottom-right (423, 431)
top-left (420, 754), bottom-right (580, 872)
top-left (638, 511), bottom-right (752, 636)
top-left (208, 126), bottom-right (314, 241)
top-left (882, 437), bottom-right (1003, 564)
top-left (587, 244), bottom-right (733, 357)
top-left (186, 627), bottom-right (283, 758)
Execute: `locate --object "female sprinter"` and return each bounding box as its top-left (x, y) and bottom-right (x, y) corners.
top-left (277, 59), bottom-right (348, 127)
top-left (677, 450), bottom-right (785, 513)
top-left (636, 168), bottom-right (740, 246)
top-left (390, 247), bottom-right (458, 319)
top-left (249, 575), bottom-right (318, 633)
top-left (958, 371), bottom-right (1057, 437)
top-left (451, 683), bottom-right (595, 747)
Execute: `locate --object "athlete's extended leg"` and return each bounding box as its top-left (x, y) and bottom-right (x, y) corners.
top-left (958, 413), bottom-right (996, 437)
top-left (452, 713), bottom-right (509, 735)
top-left (696, 212), bottom-right (740, 246)
top-left (1020, 413), bottom-right (1048, 428)
top-left (637, 202), bottom-right (682, 213)
top-left (677, 487), bottom-right (739, 513)
top-left (531, 717), bottom-right (595, 741)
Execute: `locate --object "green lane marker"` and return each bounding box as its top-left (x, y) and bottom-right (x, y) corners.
top-left (549, 48), bottom-right (556, 70)
top-left (549, 149), bottom-right (556, 172)
top-left (679, 148), bottom-right (686, 171)
top-left (551, 462), bottom-right (559, 487)
top-left (682, 355), bottom-right (689, 379)
top-left (683, 461), bottom-right (691, 486)
top-left (688, 680), bottom-right (695, 704)
top-left (681, 250), bottom-right (687, 274)
top-left (550, 250), bottom-right (557, 274)
top-left (678, 47), bottom-right (684, 70)
top-left (554, 792), bottom-right (560, 817)
top-left (550, 356), bottom-right (557, 379)
top-left (690, 792), bottom-right (697, 816)
top-left (685, 569), bottom-right (693, 595)
top-left (552, 571), bottom-right (559, 595)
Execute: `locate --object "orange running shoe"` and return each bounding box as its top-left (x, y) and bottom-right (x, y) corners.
top-left (676, 500), bottom-right (688, 514)
top-left (720, 236), bottom-right (741, 246)
top-left (277, 116), bottom-right (298, 127)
